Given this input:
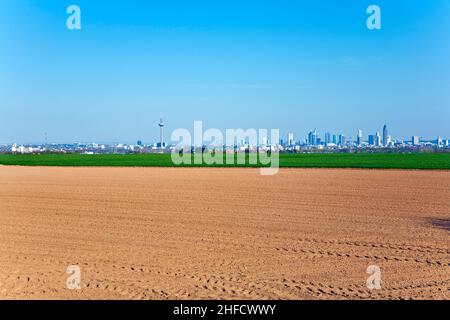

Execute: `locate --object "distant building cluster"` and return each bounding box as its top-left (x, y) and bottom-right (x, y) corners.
top-left (1, 142), bottom-right (159, 155)
top-left (0, 123), bottom-right (448, 154)
top-left (280, 125), bottom-right (448, 153)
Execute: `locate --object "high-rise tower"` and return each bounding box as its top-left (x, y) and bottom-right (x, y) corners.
top-left (357, 129), bottom-right (363, 146)
top-left (324, 132), bottom-right (331, 146)
top-left (375, 131), bottom-right (381, 146)
top-left (287, 132), bottom-right (294, 146)
top-left (382, 125), bottom-right (388, 146)
top-left (308, 129), bottom-right (317, 146)
top-left (158, 117), bottom-right (165, 148)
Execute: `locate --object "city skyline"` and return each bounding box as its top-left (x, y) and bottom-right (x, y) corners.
top-left (2, 122), bottom-right (448, 148)
top-left (0, 123), bottom-right (448, 145)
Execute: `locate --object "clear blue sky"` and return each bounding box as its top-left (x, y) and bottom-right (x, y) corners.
top-left (1, 0), bottom-right (449, 144)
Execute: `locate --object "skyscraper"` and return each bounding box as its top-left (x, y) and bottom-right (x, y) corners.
top-left (368, 135), bottom-right (375, 146)
top-left (287, 132), bottom-right (294, 146)
top-left (382, 125), bottom-right (388, 146)
top-left (339, 134), bottom-right (346, 146)
top-left (332, 134), bottom-right (338, 145)
top-left (412, 136), bottom-right (420, 146)
top-left (356, 129), bottom-right (363, 146)
top-left (308, 129), bottom-right (317, 146)
top-left (375, 132), bottom-right (381, 146)
top-left (324, 132), bottom-right (331, 146)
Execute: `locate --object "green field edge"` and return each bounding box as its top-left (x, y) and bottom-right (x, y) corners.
top-left (0, 153), bottom-right (449, 170)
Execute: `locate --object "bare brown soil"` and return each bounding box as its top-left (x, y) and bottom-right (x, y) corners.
top-left (0, 166), bottom-right (448, 300)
